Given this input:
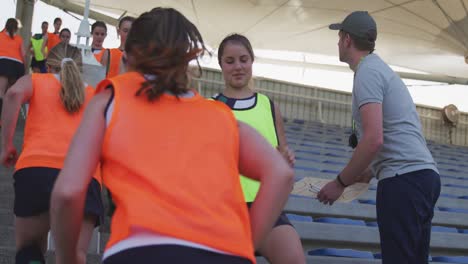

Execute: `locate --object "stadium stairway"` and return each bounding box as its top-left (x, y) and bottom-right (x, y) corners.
top-left (1, 117), bottom-right (468, 263)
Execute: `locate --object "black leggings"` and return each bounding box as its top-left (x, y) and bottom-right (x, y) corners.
top-left (103, 245), bottom-right (253, 264)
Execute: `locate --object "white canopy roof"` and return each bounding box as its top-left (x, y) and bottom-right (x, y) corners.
top-left (42, 0), bottom-right (468, 80)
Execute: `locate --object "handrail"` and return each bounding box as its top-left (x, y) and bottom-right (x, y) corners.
top-left (193, 78), bottom-right (352, 106)
top-left (193, 77), bottom-right (468, 127)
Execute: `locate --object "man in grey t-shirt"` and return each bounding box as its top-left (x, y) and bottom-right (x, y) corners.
top-left (317, 11), bottom-right (440, 264)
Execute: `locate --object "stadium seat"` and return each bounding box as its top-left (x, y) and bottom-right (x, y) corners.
top-left (293, 119), bottom-right (305, 124)
top-left (323, 146), bottom-right (345, 151)
top-left (374, 253), bottom-right (433, 261)
top-left (432, 256), bottom-right (468, 263)
top-left (324, 152), bottom-right (347, 158)
top-left (447, 168), bottom-right (463, 173)
top-left (289, 194), bottom-right (314, 200)
top-left (366, 222), bottom-right (378, 227)
top-left (441, 175), bottom-right (463, 180)
top-left (323, 160), bottom-right (346, 166)
top-left (444, 184), bottom-right (468, 189)
top-left (296, 149), bottom-right (321, 156)
top-left (314, 217), bottom-right (366, 226)
top-left (321, 169), bottom-right (340, 175)
top-left (358, 199), bottom-right (377, 205)
top-left (325, 141), bottom-right (343, 146)
top-left (431, 226), bottom-right (459, 233)
top-left (295, 166), bottom-right (320, 172)
top-left (439, 207), bottom-right (468, 214)
top-left (286, 213), bottom-right (313, 222)
top-left (440, 193), bottom-right (461, 199)
top-left (308, 248), bottom-right (374, 259)
top-left (288, 126), bottom-right (303, 132)
top-left (299, 142), bottom-right (323, 148)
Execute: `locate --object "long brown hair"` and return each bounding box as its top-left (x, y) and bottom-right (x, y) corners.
top-left (125, 7), bottom-right (208, 101)
top-left (46, 42), bottom-right (85, 113)
top-left (4, 18), bottom-right (18, 39)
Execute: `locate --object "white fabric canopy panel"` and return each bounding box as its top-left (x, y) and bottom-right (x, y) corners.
top-left (43, 0), bottom-right (468, 79)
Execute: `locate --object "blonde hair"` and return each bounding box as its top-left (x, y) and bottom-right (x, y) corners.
top-left (46, 42), bottom-right (85, 113)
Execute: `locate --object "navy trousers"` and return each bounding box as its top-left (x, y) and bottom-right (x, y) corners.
top-left (377, 169), bottom-right (440, 264)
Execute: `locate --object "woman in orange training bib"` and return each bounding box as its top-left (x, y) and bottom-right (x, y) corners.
top-left (0, 42), bottom-right (103, 264)
top-left (50, 7), bottom-right (293, 264)
top-left (0, 18), bottom-right (25, 124)
top-left (91, 21), bottom-right (110, 74)
top-left (107, 16), bottom-right (135, 78)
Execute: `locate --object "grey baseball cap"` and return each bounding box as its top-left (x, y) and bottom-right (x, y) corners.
top-left (329, 11), bottom-right (377, 41)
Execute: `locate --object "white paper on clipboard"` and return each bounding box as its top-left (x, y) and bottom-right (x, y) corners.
top-left (292, 177), bottom-right (369, 203)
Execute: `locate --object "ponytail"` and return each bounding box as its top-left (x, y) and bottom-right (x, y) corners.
top-left (47, 42), bottom-right (85, 113)
top-left (59, 59), bottom-right (85, 113)
top-left (5, 18), bottom-right (18, 39)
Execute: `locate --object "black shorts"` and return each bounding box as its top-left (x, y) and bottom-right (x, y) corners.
top-left (30, 57), bottom-right (47, 73)
top-left (13, 167), bottom-right (104, 226)
top-left (246, 202), bottom-right (292, 227)
top-left (0, 58), bottom-right (25, 83)
top-left (103, 245), bottom-right (252, 264)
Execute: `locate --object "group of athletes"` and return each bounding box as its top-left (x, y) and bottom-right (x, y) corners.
top-left (0, 7), bottom-right (306, 264)
top-left (0, 6), bottom-right (442, 264)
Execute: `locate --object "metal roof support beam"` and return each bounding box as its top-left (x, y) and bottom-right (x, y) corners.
top-left (41, 0), bottom-right (118, 26)
top-left (256, 57), bottom-right (468, 85)
top-left (16, 0), bottom-right (35, 69)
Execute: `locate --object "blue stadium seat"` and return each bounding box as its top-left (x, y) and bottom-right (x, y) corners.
top-left (299, 142), bottom-right (322, 148)
top-left (325, 141), bottom-right (343, 147)
top-left (293, 119), bottom-right (305, 124)
top-left (289, 194), bottom-right (315, 200)
top-left (323, 160), bottom-right (346, 166)
top-left (439, 161), bottom-right (458, 166)
top-left (286, 213), bottom-right (313, 222)
top-left (309, 130), bottom-right (324, 135)
top-left (440, 193), bottom-right (461, 199)
top-left (358, 199), bottom-right (377, 205)
top-left (324, 146), bottom-right (346, 152)
top-left (308, 248), bottom-right (374, 259)
top-left (458, 229), bottom-right (468, 234)
top-left (432, 256), bottom-right (468, 263)
top-left (374, 253), bottom-right (432, 261)
top-left (295, 166), bottom-right (320, 172)
top-left (366, 221), bottom-right (378, 227)
top-left (325, 152), bottom-right (348, 158)
top-left (440, 175), bottom-right (462, 180)
top-left (288, 126), bottom-right (303, 132)
top-left (315, 217), bottom-right (366, 226)
top-left (439, 207), bottom-right (468, 214)
top-left (296, 149), bottom-right (321, 156)
top-left (431, 226), bottom-right (459, 233)
top-left (458, 196), bottom-right (468, 200)
top-left (295, 156), bottom-right (318, 162)
top-left (444, 184), bottom-right (468, 189)
top-left (321, 169), bottom-right (340, 175)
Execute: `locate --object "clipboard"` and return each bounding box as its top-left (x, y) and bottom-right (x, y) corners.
top-left (292, 177), bottom-right (369, 203)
